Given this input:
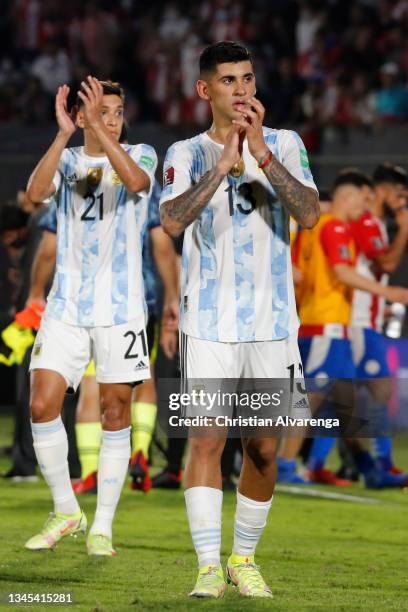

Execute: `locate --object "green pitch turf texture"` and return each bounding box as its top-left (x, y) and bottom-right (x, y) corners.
top-left (0, 412), bottom-right (407, 612)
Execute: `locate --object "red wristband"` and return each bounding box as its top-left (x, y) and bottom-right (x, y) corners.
top-left (258, 150), bottom-right (273, 169)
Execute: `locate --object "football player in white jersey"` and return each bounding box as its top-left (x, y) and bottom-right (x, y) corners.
top-left (160, 42), bottom-right (320, 598)
top-left (24, 78), bottom-right (157, 556)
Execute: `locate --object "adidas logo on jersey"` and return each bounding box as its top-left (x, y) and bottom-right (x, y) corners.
top-left (293, 397), bottom-right (309, 410)
top-left (134, 360), bottom-right (147, 371)
top-left (67, 173), bottom-right (78, 183)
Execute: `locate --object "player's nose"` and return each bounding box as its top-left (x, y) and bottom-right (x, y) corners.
top-left (234, 80), bottom-right (247, 96)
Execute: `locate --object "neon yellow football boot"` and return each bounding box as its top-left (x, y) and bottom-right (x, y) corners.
top-left (226, 554), bottom-right (273, 598)
top-left (25, 511), bottom-right (87, 550)
top-left (189, 565), bottom-right (226, 598)
top-left (86, 533), bottom-right (117, 557)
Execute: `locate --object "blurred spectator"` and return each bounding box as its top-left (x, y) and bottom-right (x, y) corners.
top-left (30, 39), bottom-right (72, 95)
top-left (375, 62), bottom-right (408, 122)
top-left (0, 0), bottom-right (408, 132)
top-left (0, 204), bottom-right (29, 325)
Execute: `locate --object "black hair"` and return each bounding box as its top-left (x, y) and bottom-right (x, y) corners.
top-left (333, 168), bottom-right (373, 190)
top-left (76, 80), bottom-right (124, 109)
top-left (319, 189), bottom-right (332, 201)
top-left (373, 163), bottom-right (408, 186)
top-left (199, 41), bottom-right (252, 76)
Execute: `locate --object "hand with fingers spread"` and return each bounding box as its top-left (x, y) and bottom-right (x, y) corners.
top-left (232, 96), bottom-right (269, 162)
top-left (55, 85), bottom-right (77, 137)
top-left (77, 76), bottom-right (104, 128)
top-left (216, 124), bottom-right (246, 175)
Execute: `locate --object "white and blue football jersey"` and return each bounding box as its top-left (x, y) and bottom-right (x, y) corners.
top-left (46, 144), bottom-right (157, 326)
top-left (160, 128), bottom-right (317, 342)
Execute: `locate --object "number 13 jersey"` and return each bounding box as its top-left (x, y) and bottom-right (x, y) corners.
top-left (46, 144), bottom-right (157, 327)
top-left (160, 129), bottom-right (317, 342)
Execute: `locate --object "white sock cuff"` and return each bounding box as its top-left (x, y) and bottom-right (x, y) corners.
top-left (102, 426), bottom-right (131, 442)
top-left (100, 427), bottom-right (131, 459)
top-left (237, 490), bottom-right (273, 509)
top-left (185, 486), bottom-right (223, 504)
top-left (31, 416), bottom-right (63, 438)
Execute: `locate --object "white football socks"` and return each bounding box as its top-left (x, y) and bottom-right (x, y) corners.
top-left (233, 490), bottom-right (273, 557)
top-left (31, 416), bottom-right (80, 515)
top-left (185, 486), bottom-right (223, 568)
top-left (90, 427), bottom-right (131, 539)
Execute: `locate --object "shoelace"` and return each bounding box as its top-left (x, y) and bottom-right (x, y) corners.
top-left (41, 512), bottom-right (63, 534)
top-left (199, 567), bottom-right (221, 587)
top-left (235, 563), bottom-right (267, 591)
top-left (91, 535), bottom-right (111, 549)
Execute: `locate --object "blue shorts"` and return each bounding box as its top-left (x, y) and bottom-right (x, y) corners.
top-left (349, 327), bottom-right (390, 379)
top-left (299, 336), bottom-right (356, 391)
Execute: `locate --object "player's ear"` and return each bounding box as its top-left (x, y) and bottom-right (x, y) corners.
top-left (197, 79), bottom-right (211, 101)
top-left (76, 108), bottom-right (85, 129)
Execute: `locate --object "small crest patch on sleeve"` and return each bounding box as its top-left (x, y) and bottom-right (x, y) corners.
top-left (164, 166), bottom-right (175, 188)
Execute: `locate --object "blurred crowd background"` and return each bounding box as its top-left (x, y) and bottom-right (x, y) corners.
top-left (0, 0), bottom-right (408, 151)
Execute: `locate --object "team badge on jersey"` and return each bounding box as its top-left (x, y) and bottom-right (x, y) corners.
top-left (339, 245), bottom-right (351, 259)
top-left (372, 236), bottom-right (385, 251)
top-left (164, 166), bottom-right (174, 188)
top-left (110, 170), bottom-right (122, 185)
top-left (87, 167), bottom-right (103, 187)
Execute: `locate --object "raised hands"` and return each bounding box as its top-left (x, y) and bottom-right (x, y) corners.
top-left (232, 97), bottom-right (269, 162)
top-left (55, 85), bottom-right (77, 137)
top-left (77, 76), bottom-right (104, 128)
top-left (217, 124), bottom-right (245, 175)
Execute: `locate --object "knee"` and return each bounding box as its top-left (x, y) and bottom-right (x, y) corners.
top-left (101, 392), bottom-right (129, 430)
top-left (244, 439), bottom-right (278, 475)
top-left (189, 436), bottom-right (226, 461)
top-left (30, 395), bottom-right (53, 423)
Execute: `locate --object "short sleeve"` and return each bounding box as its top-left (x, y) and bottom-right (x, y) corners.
top-left (320, 219), bottom-right (353, 265)
top-left (51, 149), bottom-right (70, 193)
top-left (160, 141), bottom-right (193, 205)
top-left (127, 144), bottom-right (158, 197)
top-left (351, 215), bottom-right (388, 259)
top-left (278, 130), bottom-right (318, 192)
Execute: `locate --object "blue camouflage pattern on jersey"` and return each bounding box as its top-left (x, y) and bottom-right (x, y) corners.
top-left (142, 179), bottom-right (161, 316)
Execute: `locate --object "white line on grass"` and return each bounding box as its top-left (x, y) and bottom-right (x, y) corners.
top-left (276, 485), bottom-right (382, 504)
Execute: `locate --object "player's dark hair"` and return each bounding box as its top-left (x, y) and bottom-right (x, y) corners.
top-left (199, 41), bottom-right (252, 76)
top-left (76, 80), bottom-right (125, 109)
top-left (373, 163), bottom-right (408, 186)
top-left (319, 189), bottom-right (332, 201)
top-left (333, 168), bottom-right (373, 190)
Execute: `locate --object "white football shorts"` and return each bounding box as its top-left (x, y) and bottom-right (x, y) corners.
top-left (178, 332), bottom-right (309, 419)
top-left (30, 314), bottom-right (150, 392)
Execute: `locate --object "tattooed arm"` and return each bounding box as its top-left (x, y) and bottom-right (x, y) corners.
top-left (161, 126), bottom-right (243, 238)
top-left (232, 97), bottom-right (320, 229)
top-left (257, 150), bottom-right (320, 229)
top-left (160, 167), bottom-right (225, 237)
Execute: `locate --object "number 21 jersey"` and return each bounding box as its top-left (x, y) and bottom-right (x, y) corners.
top-left (47, 144), bottom-right (157, 327)
top-left (160, 129), bottom-right (317, 342)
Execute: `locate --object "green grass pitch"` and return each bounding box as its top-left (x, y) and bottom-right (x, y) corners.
top-left (0, 413), bottom-right (407, 611)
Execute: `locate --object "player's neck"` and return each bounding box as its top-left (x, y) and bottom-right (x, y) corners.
top-left (330, 202), bottom-right (348, 221)
top-left (83, 134), bottom-right (107, 157)
top-left (207, 121), bottom-right (234, 145)
top-left (372, 194), bottom-right (385, 219)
